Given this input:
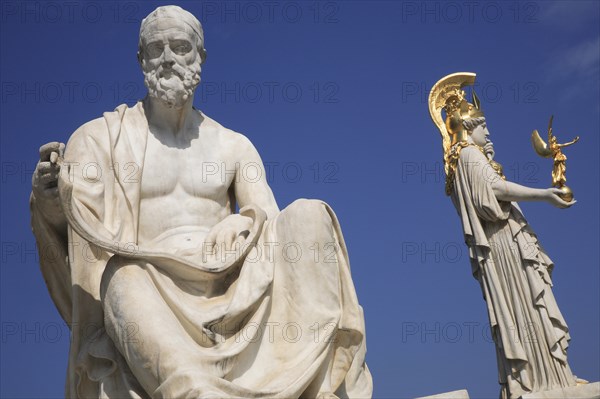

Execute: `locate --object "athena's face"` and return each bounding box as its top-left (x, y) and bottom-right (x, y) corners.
top-left (470, 122), bottom-right (490, 148)
top-left (139, 18), bottom-right (202, 108)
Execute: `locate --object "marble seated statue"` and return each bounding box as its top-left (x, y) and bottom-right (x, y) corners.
top-left (30, 6), bottom-right (372, 398)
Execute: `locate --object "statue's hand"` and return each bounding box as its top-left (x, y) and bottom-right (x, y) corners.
top-left (545, 188), bottom-right (576, 209)
top-left (483, 142), bottom-right (495, 160)
top-left (32, 142), bottom-right (67, 228)
top-left (202, 214), bottom-right (253, 260)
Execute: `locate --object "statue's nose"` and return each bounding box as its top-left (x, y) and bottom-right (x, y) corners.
top-left (162, 47), bottom-right (175, 68)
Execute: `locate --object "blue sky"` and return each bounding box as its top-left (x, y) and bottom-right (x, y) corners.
top-left (1, 1), bottom-right (598, 398)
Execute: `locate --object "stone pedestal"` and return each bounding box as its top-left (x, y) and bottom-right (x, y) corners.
top-left (521, 382), bottom-right (600, 399)
top-left (415, 389), bottom-right (470, 399)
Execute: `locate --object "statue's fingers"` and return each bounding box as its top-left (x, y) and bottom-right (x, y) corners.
top-left (215, 230), bottom-right (228, 249)
top-left (201, 243), bottom-right (217, 261)
top-left (233, 231), bottom-right (250, 256)
top-left (238, 229), bottom-right (250, 241)
top-left (38, 186), bottom-right (59, 198)
top-left (222, 231), bottom-right (232, 251)
top-left (204, 227), bottom-right (218, 247)
top-left (39, 142), bottom-right (63, 162)
top-left (558, 198), bottom-right (572, 208)
top-left (37, 161), bottom-right (54, 174)
top-left (39, 171), bottom-right (59, 185)
top-left (201, 235), bottom-right (219, 259)
top-left (233, 234), bottom-right (246, 249)
top-left (225, 230), bottom-right (237, 252)
top-left (45, 187), bottom-right (59, 198)
top-left (40, 165), bottom-right (59, 178)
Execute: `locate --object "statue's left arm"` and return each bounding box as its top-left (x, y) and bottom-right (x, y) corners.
top-left (233, 134), bottom-right (280, 219)
top-left (491, 175), bottom-right (573, 208)
top-left (202, 134), bottom-right (279, 254)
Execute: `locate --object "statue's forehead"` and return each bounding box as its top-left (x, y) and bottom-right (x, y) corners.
top-left (141, 18), bottom-right (194, 41)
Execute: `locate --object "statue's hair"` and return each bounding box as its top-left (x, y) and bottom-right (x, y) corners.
top-left (138, 6), bottom-right (207, 64)
top-left (462, 116), bottom-right (486, 132)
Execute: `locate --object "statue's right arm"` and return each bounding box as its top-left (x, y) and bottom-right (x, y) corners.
top-left (31, 117), bottom-right (107, 238)
top-left (30, 141), bottom-right (73, 324)
top-left (31, 142), bottom-right (68, 240)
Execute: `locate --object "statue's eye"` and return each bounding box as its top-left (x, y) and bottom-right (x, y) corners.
top-left (172, 41), bottom-right (192, 55)
top-left (146, 43), bottom-right (163, 58)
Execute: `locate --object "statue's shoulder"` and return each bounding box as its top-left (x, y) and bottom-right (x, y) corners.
top-left (459, 144), bottom-right (485, 162)
top-left (197, 109), bottom-right (255, 150)
top-left (65, 116), bottom-right (108, 150)
top-left (65, 103), bottom-right (135, 156)
top-left (67, 103), bottom-right (139, 147)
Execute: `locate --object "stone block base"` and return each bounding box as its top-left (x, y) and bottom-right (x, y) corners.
top-left (521, 382), bottom-right (600, 399)
top-left (415, 389), bottom-right (470, 399)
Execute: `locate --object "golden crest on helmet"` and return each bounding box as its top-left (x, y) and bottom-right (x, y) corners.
top-left (428, 72), bottom-right (484, 175)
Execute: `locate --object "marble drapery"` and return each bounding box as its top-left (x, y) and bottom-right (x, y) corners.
top-left (450, 145), bottom-right (576, 399)
top-left (31, 103), bottom-right (372, 398)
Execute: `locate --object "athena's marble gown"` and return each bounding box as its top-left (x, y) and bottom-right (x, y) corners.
top-left (450, 145), bottom-right (576, 399)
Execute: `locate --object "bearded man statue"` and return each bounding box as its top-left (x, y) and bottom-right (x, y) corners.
top-left (30, 6), bottom-right (372, 398)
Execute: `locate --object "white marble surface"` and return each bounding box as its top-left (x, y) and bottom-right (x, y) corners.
top-left (415, 389), bottom-right (470, 399)
top-left (521, 382), bottom-right (600, 399)
top-left (30, 5), bottom-right (372, 398)
top-left (430, 74), bottom-right (581, 399)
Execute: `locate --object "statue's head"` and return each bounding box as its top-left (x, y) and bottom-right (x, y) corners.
top-left (444, 90), bottom-right (486, 146)
top-left (430, 73), bottom-right (497, 184)
top-left (463, 116), bottom-right (488, 147)
top-left (138, 6), bottom-right (207, 108)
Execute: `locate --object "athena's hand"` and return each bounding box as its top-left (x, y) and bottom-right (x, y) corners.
top-left (483, 142), bottom-right (495, 160)
top-left (545, 188), bottom-right (576, 209)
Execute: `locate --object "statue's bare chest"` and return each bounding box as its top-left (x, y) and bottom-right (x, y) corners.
top-left (140, 129), bottom-right (235, 200)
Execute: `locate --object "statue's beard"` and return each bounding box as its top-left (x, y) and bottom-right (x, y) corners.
top-left (143, 62), bottom-right (201, 109)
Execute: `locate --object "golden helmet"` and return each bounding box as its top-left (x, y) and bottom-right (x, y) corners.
top-left (428, 72), bottom-right (485, 174)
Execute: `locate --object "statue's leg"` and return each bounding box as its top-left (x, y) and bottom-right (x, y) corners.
top-left (100, 255), bottom-right (216, 397)
top-left (272, 199), bottom-right (372, 399)
top-left (98, 201), bottom-right (372, 398)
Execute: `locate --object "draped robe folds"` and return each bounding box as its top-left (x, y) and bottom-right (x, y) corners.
top-left (450, 146), bottom-right (576, 399)
top-left (30, 102), bottom-right (372, 398)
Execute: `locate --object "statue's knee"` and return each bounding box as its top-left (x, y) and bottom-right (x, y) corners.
top-left (287, 198), bottom-right (329, 220)
top-left (282, 199), bottom-right (334, 239)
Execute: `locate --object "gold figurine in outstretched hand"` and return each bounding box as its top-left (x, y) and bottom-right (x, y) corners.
top-left (532, 115), bottom-right (579, 201)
